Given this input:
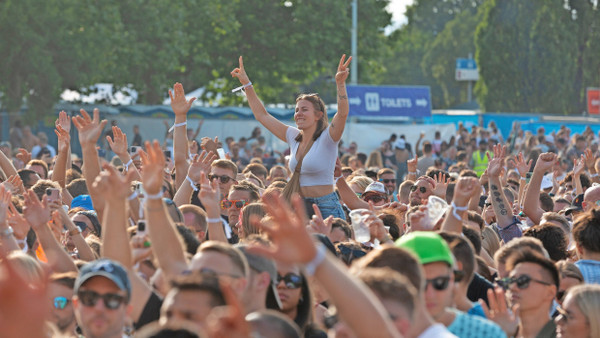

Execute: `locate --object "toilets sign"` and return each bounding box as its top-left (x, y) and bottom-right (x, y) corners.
top-left (347, 85), bottom-right (431, 118)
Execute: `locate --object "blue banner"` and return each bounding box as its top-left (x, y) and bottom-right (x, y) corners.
top-left (346, 85), bottom-right (431, 118)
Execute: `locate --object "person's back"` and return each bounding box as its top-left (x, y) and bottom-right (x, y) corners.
top-left (572, 208), bottom-right (600, 284)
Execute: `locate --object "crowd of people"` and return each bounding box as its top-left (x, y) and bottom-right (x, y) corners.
top-left (1, 55), bottom-right (600, 338)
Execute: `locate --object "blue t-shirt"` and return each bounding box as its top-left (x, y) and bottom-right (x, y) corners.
top-left (467, 303), bottom-right (486, 318)
top-left (575, 259), bottom-right (600, 284)
top-left (448, 310), bottom-right (506, 338)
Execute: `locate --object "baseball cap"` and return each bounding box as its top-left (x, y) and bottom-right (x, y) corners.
top-left (75, 259), bottom-right (131, 301)
top-left (565, 194), bottom-right (584, 216)
top-left (71, 194), bottom-right (94, 211)
top-left (394, 138), bottom-right (406, 150)
top-left (395, 232), bottom-right (454, 267)
top-left (541, 174), bottom-right (553, 190)
top-left (362, 182), bottom-right (387, 197)
top-left (236, 245), bottom-right (282, 310)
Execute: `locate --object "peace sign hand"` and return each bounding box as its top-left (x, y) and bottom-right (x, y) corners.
top-left (230, 56), bottom-right (251, 85)
top-left (335, 54), bottom-right (352, 84)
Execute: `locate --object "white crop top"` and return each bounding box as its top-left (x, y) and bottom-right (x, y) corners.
top-left (287, 126), bottom-right (339, 187)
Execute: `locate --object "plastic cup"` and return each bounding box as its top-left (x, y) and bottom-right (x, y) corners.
top-left (349, 209), bottom-right (371, 243)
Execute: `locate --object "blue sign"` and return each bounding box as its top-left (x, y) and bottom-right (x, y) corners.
top-left (456, 58), bottom-right (477, 70)
top-left (346, 85), bottom-right (431, 118)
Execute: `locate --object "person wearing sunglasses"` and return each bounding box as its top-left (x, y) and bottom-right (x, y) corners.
top-left (409, 176), bottom-right (435, 206)
top-left (360, 181), bottom-right (389, 207)
top-left (73, 259), bottom-right (132, 338)
top-left (377, 168), bottom-right (398, 201)
top-left (221, 182), bottom-right (260, 243)
top-left (501, 249), bottom-right (559, 338)
top-left (48, 272), bottom-right (78, 336)
top-left (397, 232), bottom-right (505, 338)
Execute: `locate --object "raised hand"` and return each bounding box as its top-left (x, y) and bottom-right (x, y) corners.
top-left (487, 155), bottom-right (504, 177)
top-left (7, 203), bottom-right (29, 240)
top-left (106, 126), bottom-right (129, 157)
top-left (188, 151), bottom-right (218, 183)
top-left (169, 82), bottom-right (196, 116)
top-left (130, 234), bottom-right (152, 264)
top-left (308, 204), bottom-right (334, 236)
top-left (432, 172), bottom-right (449, 198)
top-left (573, 155), bottom-right (585, 176)
top-left (54, 123), bottom-right (71, 154)
top-left (453, 176), bottom-right (480, 205)
top-left (1, 175), bottom-right (24, 195)
top-left (364, 202), bottom-right (389, 243)
top-left (335, 54), bottom-right (352, 84)
top-left (407, 156), bottom-right (418, 173)
top-left (72, 108), bottom-right (108, 145)
top-left (201, 136), bottom-right (219, 155)
top-left (55, 110), bottom-right (71, 134)
top-left (583, 149), bottom-right (596, 172)
top-left (93, 164), bottom-right (136, 201)
top-left (0, 186), bottom-right (11, 225)
top-left (533, 152), bottom-right (556, 174)
top-left (492, 144), bottom-right (506, 160)
top-left (230, 56), bottom-right (251, 85)
top-left (198, 171), bottom-right (221, 212)
top-left (139, 140), bottom-right (166, 195)
top-left (16, 148), bottom-right (31, 165)
top-left (480, 287), bottom-right (519, 336)
top-left (22, 190), bottom-right (51, 230)
top-left (247, 194), bottom-right (317, 264)
top-left (514, 152), bottom-right (531, 178)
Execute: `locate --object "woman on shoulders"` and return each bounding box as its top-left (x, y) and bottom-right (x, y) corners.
top-left (231, 55), bottom-right (351, 219)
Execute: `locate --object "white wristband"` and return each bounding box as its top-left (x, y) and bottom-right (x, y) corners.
top-left (127, 191), bottom-right (138, 201)
top-left (304, 243), bottom-right (327, 276)
top-left (124, 159), bottom-right (133, 171)
top-left (451, 202), bottom-right (468, 222)
top-left (591, 173), bottom-right (599, 178)
top-left (334, 175), bottom-right (343, 183)
top-left (408, 171), bottom-right (417, 175)
top-left (186, 176), bottom-right (199, 191)
top-left (231, 81), bottom-right (253, 93)
top-left (145, 191), bottom-right (163, 200)
top-left (168, 121), bottom-right (187, 133)
top-left (206, 217), bottom-right (222, 223)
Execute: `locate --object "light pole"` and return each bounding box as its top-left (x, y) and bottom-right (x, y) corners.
top-left (351, 0), bottom-right (358, 85)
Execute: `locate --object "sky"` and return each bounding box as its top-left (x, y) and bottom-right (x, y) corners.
top-left (386, 0), bottom-right (414, 33)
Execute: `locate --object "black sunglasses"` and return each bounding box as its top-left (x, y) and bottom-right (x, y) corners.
top-left (337, 245), bottom-right (367, 265)
top-left (77, 290), bottom-right (126, 310)
top-left (410, 186), bottom-right (427, 193)
top-left (363, 195), bottom-right (387, 204)
top-left (53, 296), bottom-right (71, 310)
top-left (425, 276), bottom-right (451, 291)
top-left (379, 179), bottom-right (396, 184)
top-left (72, 221), bottom-right (88, 232)
top-left (497, 274), bottom-right (551, 290)
top-left (208, 174), bottom-right (234, 184)
top-left (277, 273), bottom-right (303, 289)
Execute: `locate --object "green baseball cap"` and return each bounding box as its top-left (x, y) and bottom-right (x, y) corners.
top-left (395, 232), bottom-right (454, 266)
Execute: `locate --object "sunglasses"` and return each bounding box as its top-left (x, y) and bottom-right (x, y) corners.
top-left (277, 272), bottom-right (303, 289)
top-left (337, 245), bottom-right (367, 265)
top-left (425, 276), bottom-right (451, 291)
top-left (363, 195), bottom-right (387, 204)
top-left (208, 174), bottom-right (234, 184)
top-left (198, 267), bottom-right (243, 279)
top-left (496, 274), bottom-right (551, 290)
top-left (77, 290), bottom-right (126, 310)
top-left (72, 221), bottom-right (88, 232)
top-left (220, 199), bottom-right (248, 210)
top-left (379, 179), bottom-right (396, 184)
top-left (410, 186), bottom-right (427, 193)
top-left (53, 296), bottom-right (71, 310)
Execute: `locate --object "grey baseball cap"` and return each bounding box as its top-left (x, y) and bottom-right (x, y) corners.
top-left (75, 259), bottom-right (131, 301)
top-left (237, 245), bottom-right (282, 310)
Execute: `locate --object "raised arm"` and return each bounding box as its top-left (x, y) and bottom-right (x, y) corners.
top-left (573, 156), bottom-right (585, 196)
top-left (72, 108), bottom-right (107, 219)
top-left (198, 172), bottom-right (228, 243)
top-left (0, 186), bottom-right (20, 254)
top-left (231, 56), bottom-right (288, 142)
top-left (173, 150), bottom-right (217, 207)
top-left (141, 141), bottom-right (188, 280)
top-left (23, 190), bottom-right (77, 273)
top-left (51, 113), bottom-right (71, 188)
top-left (0, 145), bottom-right (18, 179)
top-left (442, 176), bottom-right (479, 234)
top-left (94, 163), bottom-right (153, 323)
top-left (487, 146), bottom-right (514, 229)
top-left (249, 194), bottom-right (401, 338)
top-left (170, 83), bottom-right (195, 190)
top-left (329, 55), bottom-right (352, 142)
top-left (106, 125), bottom-right (141, 182)
top-left (523, 153), bottom-right (555, 225)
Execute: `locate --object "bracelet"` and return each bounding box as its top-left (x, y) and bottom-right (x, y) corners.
top-left (68, 227), bottom-right (82, 236)
top-left (127, 191), bottom-right (138, 201)
top-left (451, 202), bottom-right (468, 222)
top-left (206, 217), bottom-right (222, 223)
top-left (186, 176), bottom-right (199, 191)
top-left (408, 171), bottom-right (417, 176)
top-left (231, 81), bottom-right (253, 93)
top-left (334, 175), bottom-right (343, 183)
top-left (304, 243), bottom-right (327, 276)
top-left (168, 121), bottom-right (187, 133)
top-left (124, 159), bottom-right (133, 171)
top-left (591, 173), bottom-right (599, 178)
top-left (145, 191), bottom-right (164, 200)
top-left (520, 177), bottom-right (527, 181)
top-left (0, 226), bottom-right (14, 238)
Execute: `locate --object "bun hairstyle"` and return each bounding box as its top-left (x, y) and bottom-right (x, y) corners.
top-left (294, 94), bottom-right (328, 142)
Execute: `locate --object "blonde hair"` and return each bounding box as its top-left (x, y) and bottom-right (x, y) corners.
top-left (348, 175), bottom-right (373, 192)
top-left (241, 203), bottom-right (267, 239)
top-left (366, 150), bottom-right (383, 169)
top-left (7, 251), bottom-right (44, 285)
top-left (566, 284), bottom-right (600, 337)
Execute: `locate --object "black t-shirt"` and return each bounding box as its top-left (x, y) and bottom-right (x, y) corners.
top-left (467, 273), bottom-right (493, 306)
top-left (134, 291), bottom-right (163, 330)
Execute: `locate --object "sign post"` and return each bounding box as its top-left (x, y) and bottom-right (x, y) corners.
top-left (588, 87), bottom-right (600, 115)
top-left (456, 54), bottom-right (479, 102)
top-left (346, 85), bottom-right (431, 118)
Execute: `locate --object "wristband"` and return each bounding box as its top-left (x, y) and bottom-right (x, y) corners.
top-left (206, 217), bottom-right (222, 223)
top-left (186, 176), bottom-right (199, 191)
top-left (231, 81), bottom-right (253, 93)
top-left (520, 177), bottom-right (527, 181)
top-left (451, 202), bottom-right (468, 222)
top-left (145, 191), bottom-right (164, 200)
top-left (124, 159), bottom-right (133, 171)
top-left (591, 173), bottom-right (599, 178)
top-left (304, 243), bottom-right (327, 276)
top-left (334, 175), bottom-right (343, 183)
top-left (168, 121), bottom-right (187, 133)
top-left (127, 191), bottom-right (138, 201)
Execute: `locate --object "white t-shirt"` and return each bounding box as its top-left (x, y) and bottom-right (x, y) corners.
top-left (418, 323), bottom-right (457, 338)
top-left (287, 126), bottom-right (338, 187)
